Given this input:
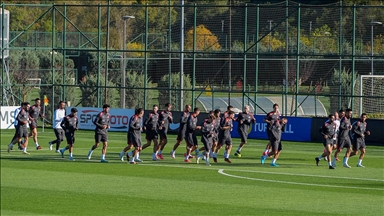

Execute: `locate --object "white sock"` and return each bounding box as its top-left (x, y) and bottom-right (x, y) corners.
top-left (344, 157), bottom-right (349, 164)
top-left (171, 150), bottom-right (175, 154)
top-left (23, 147), bottom-right (27, 152)
top-left (88, 150), bottom-right (93, 155)
top-left (35, 142), bottom-right (39, 147)
top-left (237, 146), bottom-right (242, 152)
top-left (358, 159), bottom-right (362, 165)
top-left (272, 158), bottom-right (277, 163)
top-left (136, 152), bottom-right (140, 159)
top-left (70, 152), bottom-right (73, 157)
top-left (102, 154), bottom-right (105, 160)
top-left (328, 161), bottom-right (332, 166)
top-left (130, 156), bottom-right (135, 162)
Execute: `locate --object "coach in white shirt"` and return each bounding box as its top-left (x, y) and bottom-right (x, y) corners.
top-left (49, 101), bottom-right (66, 152)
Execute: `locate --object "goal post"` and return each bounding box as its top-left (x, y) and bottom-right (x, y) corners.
top-left (359, 75), bottom-right (384, 116)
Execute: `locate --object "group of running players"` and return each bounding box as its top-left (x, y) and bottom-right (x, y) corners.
top-left (6, 99), bottom-right (370, 168)
top-left (315, 108), bottom-right (370, 169)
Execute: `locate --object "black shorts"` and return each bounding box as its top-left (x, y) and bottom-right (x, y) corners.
top-left (338, 138), bottom-right (351, 149)
top-left (238, 128), bottom-right (248, 143)
top-left (54, 128), bottom-right (64, 141)
top-left (145, 130), bottom-right (158, 141)
top-left (322, 137), bottom-right (333, 147)
top-left (95, 132), bottom-right (108, 143)
top-left (219, 135), bottom-right (232, 146)
top-left (158, 129), bottom-right (168, 140)
top-left (29, 120), bottom-right (38, 129)
top-left (185, 133), bottom-right (198, 146)
top-left (201, 135), bottom-right (213, 152)
top-left (352, 138), bottom-right (366, 150)
top-left (270, 138), bottom-right (282, 152)
top-left (16, 126), bottom-right (29, 138)
top-left (177, 128), bottom-right (186, 141)
top-left (65, 132), bottom-right (75, 144)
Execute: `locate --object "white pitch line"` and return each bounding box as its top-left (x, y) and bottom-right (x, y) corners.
top-left (218, 169), bottom-right (384, 191)
top-left (2, 153), bottom-right (384, 183)
top-left (137, 163), bottom-right (384, 182)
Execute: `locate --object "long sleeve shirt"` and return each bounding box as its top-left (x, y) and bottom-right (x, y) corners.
top-left (53, 108), bottom-right (66, 129)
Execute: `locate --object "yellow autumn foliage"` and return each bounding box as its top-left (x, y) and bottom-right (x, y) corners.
top-left (185, 24), bottom-right (221, 51)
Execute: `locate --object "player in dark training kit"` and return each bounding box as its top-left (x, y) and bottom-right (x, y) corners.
top-left (350, 113), bottom-right (370, 167)
top-left (28, 98), bottom-right (44, 150)
top-left (332, 108), bottom-right (353, 168)
top-left (155, 103), bottom-right (173, 160)
top-left (59, 108), bottom-right (78, 161)
top-left (196, 114), bottom-right (216, 166)
top-left (87, 104), bottom-right (111, 162)
top-left (184, 108), bottom-right (201, 163)
top-left (170, 104), bottom-right (191, 158)
top-left (136, 105), bottom-right (158, 160)
top-left (8, 102), bottom-right (31, 155)
top-left (234, 105), bottom-right (256, 157)
top-left (261, 117), bottom-right (288, 167)
top-left (121, 108), bottom-right (144, 164)
top-left (216, 111), bottom-right (235, 163)
top-left (315, 114), bottom-right (336, 169)
top-left (262, 103), bottom-right (280, 156)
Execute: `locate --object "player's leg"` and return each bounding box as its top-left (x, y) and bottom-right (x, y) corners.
top-left (152, 138), bottom-right (159, 161)
top-left (88, 133), bottom-right (101, 159)
top-left (235, 130), bottom-right (247, 157)
top-left (343, 145), bottom-right (352, 168)
top-left (184, 142), bottom-right (193, 162)
top-left (224, 141), bottom-right (232, 163)
top-left (100, 137), bottom-right (108, 162)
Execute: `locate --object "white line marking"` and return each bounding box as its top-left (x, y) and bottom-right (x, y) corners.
top-left (218, 169), bottom-right (384, 191)
top-left (2, 154), bottom-right (383, 182)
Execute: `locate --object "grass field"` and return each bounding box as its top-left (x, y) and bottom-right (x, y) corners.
top-left (1, 129), bottom-right (383, 216)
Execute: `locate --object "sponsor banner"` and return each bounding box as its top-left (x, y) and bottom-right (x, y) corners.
top-left (0, 106), bottom-right (19, 129)
top-left (231, 115), bottom-right (312, 142)
top-left (67, 107), bottom-right (135, 132)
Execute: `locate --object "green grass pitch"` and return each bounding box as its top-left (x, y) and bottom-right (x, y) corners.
top-left (1, 129), bottom-right (383, 216)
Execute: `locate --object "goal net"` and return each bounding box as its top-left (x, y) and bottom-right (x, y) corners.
top-left (357, 75), bottom-right (384, 116)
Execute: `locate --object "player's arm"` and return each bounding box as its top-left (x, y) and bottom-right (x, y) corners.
top-left (181, 112), bottom-right (188, 124)
top-left (188, 117), bottom-right (196, 130)
top-left (320, 124), bottom-right (328, 138)
top-left (75, 118), bottom-right (79, 130)
top-left (60, 117), bottom-right (67, 131)
top-left (130, 117), bottom-right (141, 130)
top-left (251, 114), bottom-right (256, 124)
top-left (352, 122), bottom-right (364, 137)
top-left (17, 112), bottom-right (25, 124)
top-left (168, 112), bottom-right (173, 123)
top-left (93, 114), bottom-right (103, 128)
top-left (339, 118), bottom-right (348, 130)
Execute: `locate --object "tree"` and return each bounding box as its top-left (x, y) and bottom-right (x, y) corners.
top-left (124, 71), bottom-right (155, 109)
top-left (79, 74), bottom-right (118, 108)
top-left (158, 72), bottom-right (192, 111)
top-left (185, 24), bottom-right (221, 51)
top-left (329, 67), bottom-right (359, 112)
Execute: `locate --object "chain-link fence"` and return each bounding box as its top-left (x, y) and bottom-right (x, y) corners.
top-left (1, 1), bottom-right (383, 119)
